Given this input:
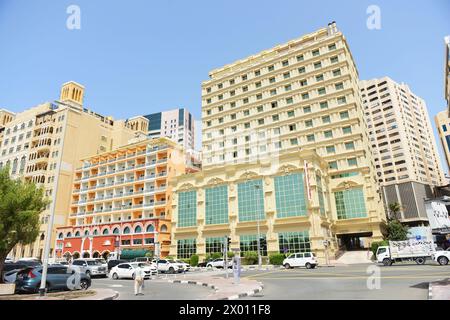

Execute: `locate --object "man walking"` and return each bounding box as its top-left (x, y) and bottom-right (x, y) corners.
top-left (134, 264), bottom-right (145, 296)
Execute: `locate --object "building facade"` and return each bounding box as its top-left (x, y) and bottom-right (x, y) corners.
top-left (143, 108), bottom-right (195, 151)
top-left (435, 110), bottom-right (450, 173)
top-left (445, 36), bottom-right (450, 114)
top-left (360, 77), bottom-right (446, 224)
top-left (169, 150), bottom-right (384, 264)
top-left (3, 81), bottom-right (147, 260)
top-left (55, 137), bottom-right (199, 260)
top-left (170, 23), bottom-right (386, 261)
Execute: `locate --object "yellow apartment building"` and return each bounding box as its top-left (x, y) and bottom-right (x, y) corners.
top-left (2, 81), bottom-right (148, 260)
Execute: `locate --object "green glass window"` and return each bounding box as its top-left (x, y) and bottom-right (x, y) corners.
top-left (316, 175), bottom-right (325, 216)
top-left (347, 158), bottom-right (357, 166)
top-left (240, 234), bottom-right (267, 256)
top-left (342, 126), bottom-right (352, 134)
top-left (334, 187), bottom-right (367, 219)
top-left (205, 237), bottom-right (225, 254)
top-left (326, 145), bottom-right (335, 154)
top-left (340, 111), bottom-right (349, 119)
top-left (278, 231), bottom-right (310, 254)
top-left (345, 141), bottom-right (355, 150)
top-left (205, 185), bottom-right (229, 225)
top-left (322, 115), bottom-right (331, 123)
top-left (320, 101), bottom-right (328, 109)
top-left (178, 190), bottom-right (197, 227)
top-left (274, 173), bottom-right (307, 218)
top-left (237, 179), bottom-right (264, 222)
top-left (329, 161), bottom-right (338, 170)
top-left (303, 106), bottom-right (311, 113)
top-left (305, 119), bottom-right (313, 128)
top-left (306, 134), bottom-right (315, 142)
top-left (324, 130), bottom-right (333, 138)
top-left (177, 238), bottom-right (196, 259)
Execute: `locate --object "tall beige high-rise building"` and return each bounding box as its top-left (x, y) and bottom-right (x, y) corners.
top-left (360, 77), bottom-right (445, 224)
top-left (169, 23), bottom-right (386, 262)
top-left (435, 111), bottom-right (450, 172)
top-left (2, 81), bottom-right (148, 260)
top-left (445, 36), bottom-right (450, 114)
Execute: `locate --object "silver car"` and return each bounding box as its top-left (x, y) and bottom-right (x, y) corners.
top-left (71, 258), bottom-right (108, 277)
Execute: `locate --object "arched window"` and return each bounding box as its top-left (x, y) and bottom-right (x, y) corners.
top-left (66, 232), bottom-right (72, 238)
top-left (146, 224), bottom-right (155, 233)
top-left (160, 224), bottom-right (168, 232)
top-left (123, 227), bottom-right (130, 234)
top-left (102, 229), bottom-right (109, 235)
top-left (93, 229), bottom-right (98, 235)
top-left (134, 226), bottom-right (142, 233)
top-left (75, 231), bottom-right (80, 237)
top-left (113, 228), bottom-right (120, 234)
top-left (84, 230), bottom-right (89, 236)
top-left (58, 233), bottom-right (63, 239)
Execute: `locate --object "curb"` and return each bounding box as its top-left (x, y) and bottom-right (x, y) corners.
top-left (168, 279), bottom-right (264, 300)
top-left (221, 284), bottom-right (264, 300)
top-left (428, 283), bottom-right (432, 300)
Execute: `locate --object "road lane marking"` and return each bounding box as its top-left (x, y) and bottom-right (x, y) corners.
top-left (249, 274), bottom-right (450, 280)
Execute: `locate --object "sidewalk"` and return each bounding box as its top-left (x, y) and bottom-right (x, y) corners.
top-left (0, 289), bottom-right (118, 300)
top-left (429, 278), bottom-right (450, 300)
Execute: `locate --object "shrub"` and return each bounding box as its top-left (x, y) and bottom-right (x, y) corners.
top-left (211, 252), bottom-right (222, 259)
top-left (269, 253), bottom-right (286, 265)
top-left (244, 251), bottom-right (258, 265)
top-left (227, 251), bottom-right (234, 259)
top-left (190, 254), bottom-right (199, 267)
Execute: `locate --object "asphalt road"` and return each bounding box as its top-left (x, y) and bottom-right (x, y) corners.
top-left (90, 275), bottom-right (214, 300)
top-left (240, 263), bottom-right (450, 300)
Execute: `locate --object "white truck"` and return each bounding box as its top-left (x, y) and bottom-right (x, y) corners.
top-left (376, 240), bottom-right (435, 266)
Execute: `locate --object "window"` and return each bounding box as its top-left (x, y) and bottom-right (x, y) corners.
top-left (345, 141), bottom-right (355, 150)
top-left (206, 237), bottom-right (225, 254)
top-left (335, 82), bottom-right (344, 90)
top-left (312, 49), bottom-right (320, 56)
top-left (283, 72), bottom-right (290, 79)
top-left (290, 138), bottom-right (298, 145)
top-left (205, 185), bottom-right (228, 225)
top-left (306, 134), bottom-right (315, 142)
top-left (237, 180), bottom-right (264, 222)
top-left (326, 145), bottom-right (335, 154)
top-left (296, 55), bottom-right (304, 62)
top-left (257, 106), bottom-right (264, 112)
top-left (282, 60), bottom-right (289, 66)
top-left (303, 106), bottom-right (311, 113)
top-left (338, 96), bottom-right (347, 105)
top-left (300, 79), bottom-right (307, 86)
top-left (284, 85), bottom-right (292, 91)
top-left (320, 101), bottom-right (328, 109)
top-left (328, 161), bottom-right (338, 169)
top-left (322, 115), bottom-right (331, 123)
top-left (272, 115), bottom-right (279, 122)
top-left (333, 69), bottom-right (341, 76)
top-left (342, 126), bottom-right (352, 134)
top-left (314, 62), bottom-right (322, 69)
top-left (302, 93), bottom-right (309, 100)
top-left (269, 77), bottom-right (276, 84)
top-left (275, 173), bottom-right (307, 217)
top-left (334, 188), bottom-right (367, 219)
top-left (286, 97), bottom-right (293, 104)
top-left (318, 87), bottom-right (326, 95)
top-left (178, 191), bottom-right (197, 227)
top-left (340, 111), bottom-right (349, 119)
top-left (240, 234), bottom-right (267, 256)
top-left (268, 65), bottom-right (274, 72)
top-left (347, 158), bottom-right (357, 166)
top-left (298, 66), bottom-right (306, 74)
top-left (328, 43), bottom-right (336, 50)
top-left (316, 74), bottom-right (324, 82)
top-left (324, 130), bottom-right (333, 138)
top-left (177, 239), bottom-right (196, 259)
top-left (270, 89), bottom-right (277, 96)
top-left (287, 110), bottom-right (295, 117)
top-left (258, 118), bottom-right (265, 125)
top-left (330, 56), bottom-right (339, 63)
top-left (305, 120), bottom-right (313, 128)
top-left (278, 231), bottom-right (310, 254)
top-left (242, 74), bottom-right (247, 81)
top-left (255, 82), bottom-right (261, 88)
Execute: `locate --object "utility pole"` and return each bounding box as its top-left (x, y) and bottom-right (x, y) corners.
top-left (223, 235), bottom-right (228, 278)
top-left (39, 107), bottom-right (68, 297)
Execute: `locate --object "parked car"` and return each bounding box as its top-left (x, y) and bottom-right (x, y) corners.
top-left (107, 259), bottom-right (127, 271)
top-left (71, 258), bottom-right (108, 277)
top-left (175, 260), bottom-right (191, 271)
top-left (94, 258), bottom-right (108, 270)
top-left (2, 263), bottom-right (29, 283)
top-left (15, 258), bottom-right (42, 267)
top-left (153, 259), bottom-right (183, 274)
top-left (15, 265), bottom-right (91, 294)
top-left (5, 257), bottom-right (14, 263)
top-left (206, 258), bottom-right (232, 269)
top-left (110, 262), bottom-right (157, 280)
top-left (431, 248), bottom-right (450, 265)
top-left (133, 257), bottom-right (154, 263)
top-left (283, 252), bottom-right (318, 269)
top-left (197, 259), bottom-right (213, 268)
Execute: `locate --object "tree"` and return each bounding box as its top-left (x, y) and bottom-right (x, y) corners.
top-left (386, 219), bottom-right (409, 241)
top-left (388, 202), bottom-right (402, 220)
top-left (0, 167), bottom-right (48, 283)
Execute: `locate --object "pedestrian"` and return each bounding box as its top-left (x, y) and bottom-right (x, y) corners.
top-left (134, 264), bottom-right (145, 296)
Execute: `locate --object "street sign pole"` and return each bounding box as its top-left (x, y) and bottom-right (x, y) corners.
top-left (224, 235), bottom-right (228, 279)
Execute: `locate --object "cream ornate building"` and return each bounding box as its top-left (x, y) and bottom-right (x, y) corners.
top-left (2, 82), bottom-right (148, 260)
top-left (169, 23), bottom-right (386, 262)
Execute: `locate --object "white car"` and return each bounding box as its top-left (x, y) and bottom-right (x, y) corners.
top-left (206, 258), bottom-right (232, 269)
top-left (283, 252), bottom-right (318, 269)
top-left (110, 262), bottom-right (157, 280)
top-left (175, 260), bottom-right (191, 271)
top-left (431, 248), bottom-right (450, 265)
top-left (154, 259), bottom-right (183, 273)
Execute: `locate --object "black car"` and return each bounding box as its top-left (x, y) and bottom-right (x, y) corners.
top-left (197, 259), bottom-right (213, 268)
top-left (107, 259), bottom-right (127, 271)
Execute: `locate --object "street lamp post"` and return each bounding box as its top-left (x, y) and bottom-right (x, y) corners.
top-left (255, 184), bottom-right (262, 270)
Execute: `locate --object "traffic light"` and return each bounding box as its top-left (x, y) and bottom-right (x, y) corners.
top-left (227, 236), bottom-right (231, 248)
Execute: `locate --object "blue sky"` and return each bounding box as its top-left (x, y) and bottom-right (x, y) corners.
top-left (0, 0), bottom-right (449, 165)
